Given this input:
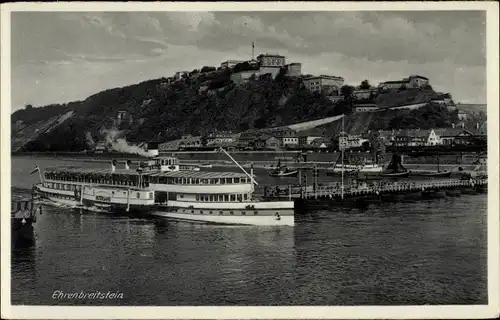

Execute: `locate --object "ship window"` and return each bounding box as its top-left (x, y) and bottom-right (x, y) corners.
top-left (244, 194), bottom-right (248, 200)
top-left (191, 210), bottom-right (194, 213)
top-left (230, 211), bottom-right (234, 215)
top-left (136, 192), bottom-right (140, 199)
top-left (237, 194), bottom-right (242, 201)
top-left (112, 191), bottom-right (115, 195)
top-left (200, 210), bottom-right (203, 214)
top-left (209, 211), bottom-right (213, 214)
top-left (149, 192), bottom-right (153, 199)
top-left (224, 195), bottom-right (229, 201)
top-left (219, 211), bottom-right (223, 215)
top-left (196, 195), bottom-right (199, 201)
top-left (180, 194), bottom-right (184, 199)
top-left (209, 195), bottom-right (213, 201)
top-left (235, 178), bottom-right (240, 183)
top-left (242, 211), bottom-right (246, 215)
top-left (254, 211), bottom-right (258, 215)
top-left (221, 179), bottom-right (225, 184)
top-left (230, 195), bottom-right (236, 201)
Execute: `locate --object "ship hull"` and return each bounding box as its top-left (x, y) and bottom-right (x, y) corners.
top-left (415, 171), bottom-right (453, 178)
top-left (269, 171), bottom-right (299, 178)
top-left (151, 210), bottom-right (294, 226)
top-left (152, 200), bottom-right (295, 226)
top-left (381, 171), bottom-right (410, 178)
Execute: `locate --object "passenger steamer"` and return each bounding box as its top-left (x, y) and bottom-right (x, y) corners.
top-left (33, 150), bottom-right (294, 226)
top-left (35, 160), bottom-right (155, 214)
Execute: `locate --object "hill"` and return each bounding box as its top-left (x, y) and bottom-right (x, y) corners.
top-left (374, 87), bottom-right (443, 109)
top-left (298, 103), bottom-right (461, 137)
top-left (12, 72), bottom-right (347, 151)
top-left (11, 69), bottom-right (457, 152)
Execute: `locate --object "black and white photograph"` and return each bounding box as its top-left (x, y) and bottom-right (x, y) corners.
top-left (2, 2), bottom-right (499, 319)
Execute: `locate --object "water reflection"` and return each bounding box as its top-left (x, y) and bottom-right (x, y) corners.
top-left (11, 246), bottom-right (37, 304)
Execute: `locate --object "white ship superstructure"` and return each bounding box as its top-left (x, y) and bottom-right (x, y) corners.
top-left (35, 161), bottom-right (155, 214)
top-left (149, 170), bottom-right (294, 226)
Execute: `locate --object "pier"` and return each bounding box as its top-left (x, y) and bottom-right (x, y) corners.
top-left (263, 178), bottom-right (488, 210)
top-left (11, 196), bottom-right (40, 247)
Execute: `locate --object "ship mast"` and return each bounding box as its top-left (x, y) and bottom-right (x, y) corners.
top-left (341, 115), bottom-right (345, 200)
top-left (219, 147), bottom-right (258, 185)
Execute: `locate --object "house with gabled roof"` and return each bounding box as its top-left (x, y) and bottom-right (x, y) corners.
top-left (393, 128), bottom-right (439, 147)
top-left (434, 128), bottom-right (475, 145)
top-left (250, 135), bottom-right (281, 150)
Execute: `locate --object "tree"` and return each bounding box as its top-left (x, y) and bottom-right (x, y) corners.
top-left (25, 104), bottom-right (33, 110)
top-left (360, 80), bottom-right (370, 89)
top-left (200, 66), bottom-right (216, 73)
top-left (340, 85), bottom-right (355, 100)
top-left (200, 135), bottom-right (208, 147)
top-left (274, 67), bottom-right (287, 83)
top-left (399, 84), bottom-right (407, 91)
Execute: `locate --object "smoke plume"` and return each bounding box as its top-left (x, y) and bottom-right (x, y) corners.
top-left (100, 128), bottom-right (150, 157)
top-left (85, 132), bottom-right (95, 148)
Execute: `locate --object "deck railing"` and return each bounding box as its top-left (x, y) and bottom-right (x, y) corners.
top-left (265, 179), bottom-right (487, 199)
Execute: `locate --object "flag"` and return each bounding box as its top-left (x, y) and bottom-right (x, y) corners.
top-left (30, 165), bottom-right (40, 175)
top-left (252, 41), bottom-right (254, 49)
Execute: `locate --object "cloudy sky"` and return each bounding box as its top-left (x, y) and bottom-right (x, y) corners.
top-left (11, 11), bottom-right (486, 111)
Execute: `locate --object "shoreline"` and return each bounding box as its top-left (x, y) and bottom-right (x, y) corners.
top-left (11, 154), bottom-right (478, 172)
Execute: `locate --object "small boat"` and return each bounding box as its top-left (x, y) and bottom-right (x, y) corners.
top-left (269, 167), bottom-right (299, 177)
top-left (380, 154), bottom-right (410, 178)
top-left (417, 156), bottom-right (453, 178)
top-left (268, 159), bottom-right (298, 178)
top-left (419, 171), bottom-right (452, 178)
top-left (198, 162), bottom-right (213, 168)
top-left (381, 171), bottom-right (410, 178)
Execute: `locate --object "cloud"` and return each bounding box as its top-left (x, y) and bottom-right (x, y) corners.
top-left (10, 11), bottom-right (487, 111)
top-left (183, 11), bottom-right (485, 67)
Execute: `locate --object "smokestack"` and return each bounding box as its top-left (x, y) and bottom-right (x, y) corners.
top-left (125, 160), bottom-right (131, 170)
top-left (476, 122), bottom-right (480, 130)
top-left (452, 123), bottom-right (455, 129)
top-left (111, 159), bottom-right (117, 173)
top-left (461, 122), bottom-right (465, 129)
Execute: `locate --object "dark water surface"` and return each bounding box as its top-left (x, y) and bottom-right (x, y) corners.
top-left (11, 157), bottom-right (487, 305)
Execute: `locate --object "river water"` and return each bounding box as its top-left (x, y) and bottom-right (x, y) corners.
top-left (10, 156), bottom-right (487, 305)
